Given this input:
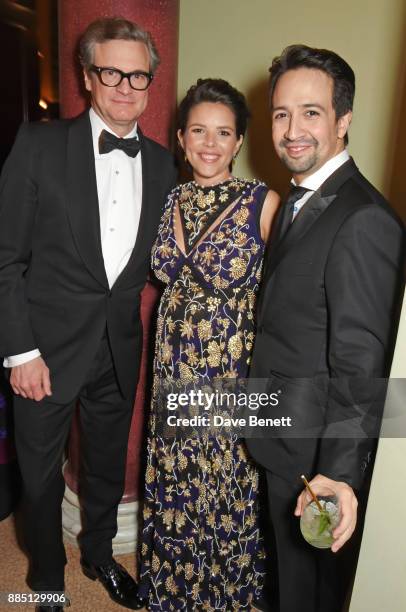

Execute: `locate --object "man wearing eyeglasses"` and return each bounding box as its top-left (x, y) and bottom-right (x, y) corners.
top-left (0, 17), bottom-right (176, 612)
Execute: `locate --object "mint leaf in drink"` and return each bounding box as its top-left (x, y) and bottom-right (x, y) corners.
top-left (317, 510), bottom-right (332, 536)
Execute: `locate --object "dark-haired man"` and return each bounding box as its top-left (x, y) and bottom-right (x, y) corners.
top-left (247, 45), bottom-right (404, 612)
top-left (0, 17), bottom-right (176, 611)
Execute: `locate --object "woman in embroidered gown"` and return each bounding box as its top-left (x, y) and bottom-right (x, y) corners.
top-left (138, 79), bottom-right (279, 611)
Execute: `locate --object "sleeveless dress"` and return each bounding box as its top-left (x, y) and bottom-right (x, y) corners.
top-left (139, 177), bottom-right (268, 611)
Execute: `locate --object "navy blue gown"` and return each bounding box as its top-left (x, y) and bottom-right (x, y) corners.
top-left (139, 178), bottom-right (268, 610)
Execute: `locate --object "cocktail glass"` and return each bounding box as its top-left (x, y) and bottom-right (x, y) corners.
top-left (300, 487), bottom-right (340, 549)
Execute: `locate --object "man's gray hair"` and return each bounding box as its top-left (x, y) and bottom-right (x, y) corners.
top-left (79, 16), bottom-right (160, 73)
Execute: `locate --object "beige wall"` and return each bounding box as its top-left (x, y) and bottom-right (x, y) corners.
top-left (177, 2), bottom-right (406, 610)
top-left (350, 295), bottom-right (406, 612)
top-left (178, 0), bottom-right (406, 216)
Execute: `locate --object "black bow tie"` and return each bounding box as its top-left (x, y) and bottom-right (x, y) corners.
top-left (99, 129), bottom-right (141, 158)
top-left (285, 185), bottom-right (310, 208)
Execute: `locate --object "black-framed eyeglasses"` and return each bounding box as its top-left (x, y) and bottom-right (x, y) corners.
top-left (89, 65), bottom-right (153, 91)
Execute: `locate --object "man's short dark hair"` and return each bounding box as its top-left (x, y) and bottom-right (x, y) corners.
top-left (269, 45), bottom-right (355, 145)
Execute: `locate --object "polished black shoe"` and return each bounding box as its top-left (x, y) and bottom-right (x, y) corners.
top-left (81, 558), bottom-right (147, 610)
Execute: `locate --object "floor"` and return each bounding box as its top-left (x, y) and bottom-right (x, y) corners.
top-left (0, 514), bottom-right (148, 611)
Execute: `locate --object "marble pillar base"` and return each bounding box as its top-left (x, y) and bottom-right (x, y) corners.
top-left (62, 473), bottom-right (139, 555)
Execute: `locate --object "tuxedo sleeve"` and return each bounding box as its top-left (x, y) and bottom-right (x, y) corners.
top-left (167, 161), bottom-right (178, 194)
top-left (318, 205), bottom-right (404, 489)
top-left (0, 123), bottom-right (38, 357)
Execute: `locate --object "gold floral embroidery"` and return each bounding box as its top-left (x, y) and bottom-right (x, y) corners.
top-left (175, 510), bottom-right (186, 532)
top-left (165, 575), bottom-right (179, 595)
top-left (152, 552), bottom-right (160, 572)
top-left (143, 507), bottom-right (152, 520)
top-left (232, 206), bottom-right (249, 226)
top-left (201, 246), bottom-right (217, 264)
top-left (163, 454), bottom-right (175, 472)
top-left (161, 340), bottom-right (173, 364)
top-left (212, 275), bottom-right (230, 289)
top-left (180, 316), bottom-right (195, 339)
top-left (185, 344), bottom-right (199, 367)
top-left (227, 296), bottom-right (237, 309)
top-left (197, 319), bottom-right (212, 340)
top-left (221, 514), bottom-right (234, 533)
top-left (207, 340), bottom-right (221, 367)
top-left (177, 451), bottom-right (188, 471)
top-left (237, 298), bottom-right (247, 312)
top-left (229, 257), bottom-right (247, 279)
top-left (166, 316), bottom-right (176, 333)
top-left (145, 465), bottom-right (155, 484)
top-left (154, 269), bottom-right (170, 283)
top-left (228, 334), bottom-right (243, 360)
top-left (167, 287), bottom-right (183, 311)
top-left (184, 563), bottom-right (194, 580)
top-left (234, 499), bottom-right (248, 512)
top-left (179, 362), bottom-right (195, 383)
top-left (157, 243), bottom-right (173, 258)
top-left (237, 553), bottom-right (251, 568)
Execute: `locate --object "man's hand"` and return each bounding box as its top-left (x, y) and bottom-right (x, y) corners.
top-left (10, 356), bottom-right (52, 402)
top-left (294, 473), bottom-right (358, 553)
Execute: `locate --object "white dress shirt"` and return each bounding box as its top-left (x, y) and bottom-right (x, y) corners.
top-left (4, 108), bottom-right (142, 368)
top-left (90, 108), bottom-right (142, 287)
top-left (291, 149), bottom-right (350, 221)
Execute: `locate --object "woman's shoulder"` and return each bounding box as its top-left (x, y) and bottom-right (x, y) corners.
top-left (168, 180), bottom-right (195, 196)
top-left (236, 177), bottom-right (270, 192)
top-left (162, 181), bottom-right (194, 213)
top-left (236, 178), bottom-right (280, 202)
top-left (165, 182), bottom-right (184, 201)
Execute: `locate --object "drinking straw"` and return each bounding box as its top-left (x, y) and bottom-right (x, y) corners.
top-left (301, 474), bottom-right (324, 513)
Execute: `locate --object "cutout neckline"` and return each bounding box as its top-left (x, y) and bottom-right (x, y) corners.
top-left (172, 178), bottom-right (251, 258)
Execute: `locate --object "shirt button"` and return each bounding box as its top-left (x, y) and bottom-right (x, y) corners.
top-left (109, 227), bottom-right (115, 232)
top-left (115, 170), bottom-right (119, 175)
top-left (113, 200), bottom-right (117, 205)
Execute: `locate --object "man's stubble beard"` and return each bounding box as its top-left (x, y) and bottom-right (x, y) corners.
top-left (279, 149), bottom-right (319, 176)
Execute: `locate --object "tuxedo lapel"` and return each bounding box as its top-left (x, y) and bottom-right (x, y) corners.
top-left (66, 111), bottom-right (108, 289)
top-left (319, 157), bottom-right (358, 198)
top-left (114, 130), bottom-right (158, 288)
top-left (262, 158), bottom-right (359, 285)
top-left (263, 193), bottom-right (336, 282)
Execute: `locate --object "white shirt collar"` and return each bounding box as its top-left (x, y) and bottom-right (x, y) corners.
top-left (292, 149), bottom-right (350, 190)
top-left (89, 108), bottom-right (138, 157)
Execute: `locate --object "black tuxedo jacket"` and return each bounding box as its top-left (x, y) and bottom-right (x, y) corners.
top-left (247, 158), bottom-right (404, 491)
top-left (0, 111), bottom-right (177, 403)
